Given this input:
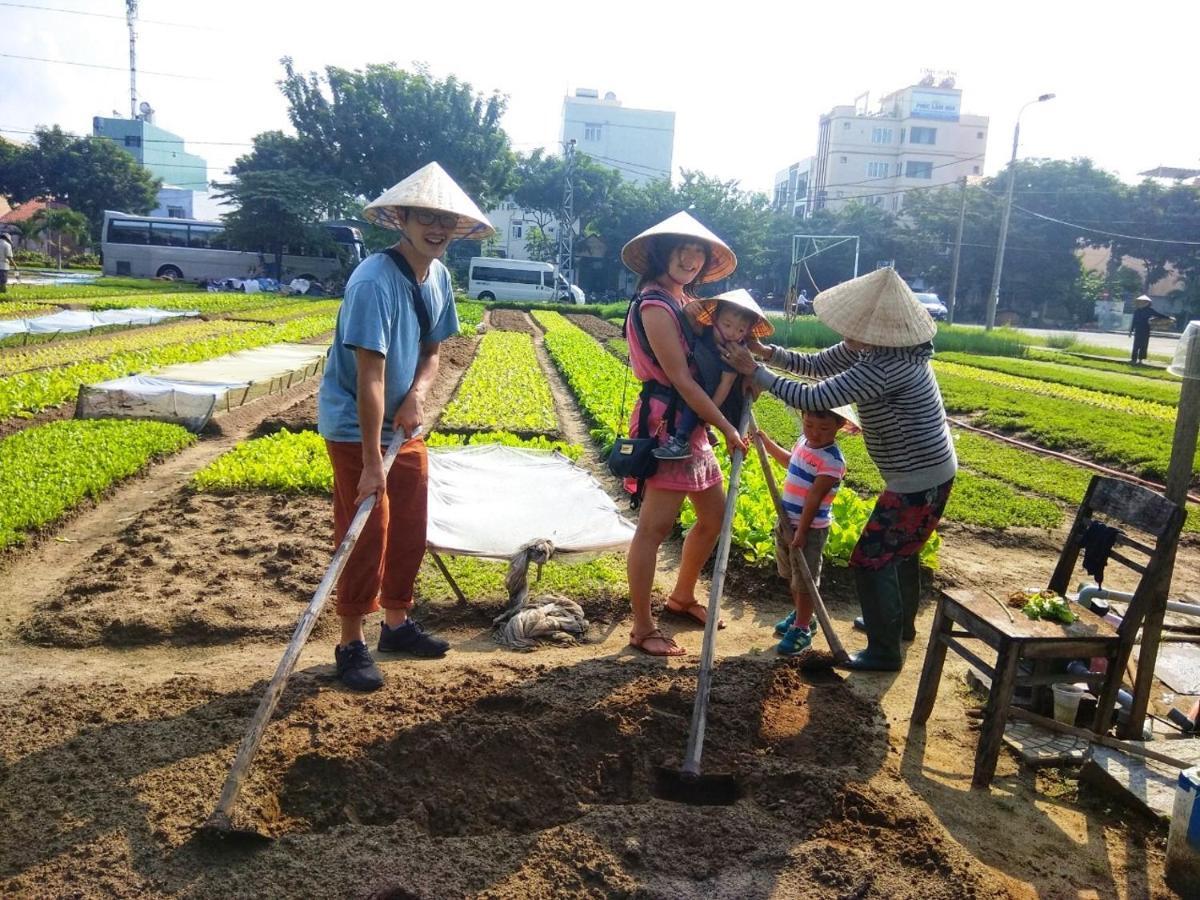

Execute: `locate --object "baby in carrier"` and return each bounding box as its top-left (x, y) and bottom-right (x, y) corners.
top-left (653, 289), bottom-right (773, 460)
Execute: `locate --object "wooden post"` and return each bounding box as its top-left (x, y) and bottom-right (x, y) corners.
top-left (1123, 325), bottom-right (1199, 738)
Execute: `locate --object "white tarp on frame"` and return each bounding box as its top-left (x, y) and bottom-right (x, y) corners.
top-left (76, 342), bottom-right (328, 431)
top-left (0, 307), bottom-right (198, 338)
top-left (426, 445), bottom-right (635, 559)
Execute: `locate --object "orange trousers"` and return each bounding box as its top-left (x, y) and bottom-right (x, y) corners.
top-left (325, 438), bottom-right (428, 618)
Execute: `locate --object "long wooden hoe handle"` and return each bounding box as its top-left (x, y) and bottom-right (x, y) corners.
top-left (682, 404), bottom-right (752, 779)
top-left (748, 410), bottom-right (851, 664)
top-left (204, 429), bottom-right (410, 834)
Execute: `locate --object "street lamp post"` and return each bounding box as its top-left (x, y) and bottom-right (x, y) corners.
top-left (984, 93), bottom-right (1055, 331)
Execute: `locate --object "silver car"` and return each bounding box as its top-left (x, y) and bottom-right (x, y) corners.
top-left (914, 292), bottom-right (948, 321)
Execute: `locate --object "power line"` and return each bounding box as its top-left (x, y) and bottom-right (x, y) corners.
top-left (0, 1), bottom-right (213, 28)
top-left (974, 188), bottom-right (1200, 246)
top-left (0, 51), bottom-right (213, 80)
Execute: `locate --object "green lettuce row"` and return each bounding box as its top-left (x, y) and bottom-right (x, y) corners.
top-left (533, 310), bottom-right (633, 447)
top-left (0, 312), bottom-right (336, 421)
top-left (935, 359), bottom-right (1176, 422)
top-left (223, 299), bottom-right (343, 323)
top-left (0, 418), bottom-right (194, 549)
top-left (0, 300), bottom-right (48, 319)
top-left (5, 280), bottom-right (203, 301)
top-left (936, 369), bottom-right (1198, 484)
top-left (1024, 348), bottom-right (1181, 383)
top-left (191, 427), bottom-right (586, 494)
top-left (937, 351), bottom-right (1180, 407)
top-left (455, 300), bottom-right (485, 336)
top-left (0, 318), bottom-right (252, 376)
top-left (439, 331), bottom-right (558, 435)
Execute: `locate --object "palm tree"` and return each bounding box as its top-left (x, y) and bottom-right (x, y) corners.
top-left (31, 208), bottom-right (89, 270)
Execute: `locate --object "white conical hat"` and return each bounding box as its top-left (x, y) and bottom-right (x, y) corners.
top-left (813, 267), bottom-right (936, 346)
top-left (620, 211), bottom-right (737, 283)
top-left (695, 289), bottom-right (774, 338)
top-left (363, 162), bottom-right (495, 239)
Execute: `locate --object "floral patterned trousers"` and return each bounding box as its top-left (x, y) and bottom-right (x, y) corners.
top-left (849, 478), bottom-right (954, 571)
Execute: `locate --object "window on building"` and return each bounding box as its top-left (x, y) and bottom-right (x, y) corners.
top-left (511, 224), bottom-right (523, 239)
top-left (977, 131), bottom-right (985, 139)
top-left (899, 128), bottom-right (906, 143)
top-left (890, 196), bottom-right (899, 211)
top-left (124, 135), bottom-right (142, 148)
top-left (972, 165), bottom-right (980, 174)
top-left (166, 207), bottom-right (186, 219)
top-left (866, 161), bottom-right (890, 178)
top-left (910, 127), bottom-right (937, 145)
top-left (839, 155), bottom-right (848, 164)
top-left (583, 123), bottom-right (602, 141)
top-left (895, 163), bottom-right (903, 176)
top-left (904, 161), bottom-right (933, 179)
top-left (870, 128), bottom-right (893, 144)
top-left (842, 121), bottom-right (851, 129)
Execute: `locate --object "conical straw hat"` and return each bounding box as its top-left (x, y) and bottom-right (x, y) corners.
top-left (694, 289), bottom-right (774, 339)
top-left (363, 162), bottom-right (496, 239)
top-left (620, 211), bottom-right (736, 283)
top-left (813, 268), bottom-right (935, 346)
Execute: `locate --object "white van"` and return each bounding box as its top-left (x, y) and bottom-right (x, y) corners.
top-left (467, 257), bottom-right (585, 304)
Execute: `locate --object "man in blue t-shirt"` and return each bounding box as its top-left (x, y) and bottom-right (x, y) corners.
top-left (317, 162), bottom-right (495, 692)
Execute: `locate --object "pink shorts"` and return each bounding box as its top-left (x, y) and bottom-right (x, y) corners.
top-left (622, 395), bottom-right (722, 496)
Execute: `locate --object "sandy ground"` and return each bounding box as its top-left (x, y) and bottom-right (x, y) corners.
top-left (0, 312), bottom-right (1192, 899)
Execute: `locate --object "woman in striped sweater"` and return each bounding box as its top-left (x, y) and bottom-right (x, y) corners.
top-left (726, 268), bottom-right (956, 671)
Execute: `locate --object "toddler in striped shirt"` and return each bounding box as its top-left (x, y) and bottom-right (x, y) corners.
top-left (755, 408), bottom-right (848, 655)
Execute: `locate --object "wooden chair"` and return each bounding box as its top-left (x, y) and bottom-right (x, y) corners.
top-left (910, 476), bottom-right (1184, 788)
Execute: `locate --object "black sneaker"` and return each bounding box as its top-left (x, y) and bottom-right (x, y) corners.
top-left (335, 640), bottom-right (384, 692)
top-left (652, 435), bottom-right (692, 461)
top-left (378, 620), bottom-right (449, 658)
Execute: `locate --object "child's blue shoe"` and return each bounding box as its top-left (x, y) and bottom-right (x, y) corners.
top-left (777, 625), bottom-right (813, 656)
top-left (774, 612), bottom-right (818, 636)
top-left (773, 610), bottom-right (796, 636)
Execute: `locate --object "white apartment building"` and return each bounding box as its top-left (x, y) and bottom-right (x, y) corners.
top-left (777, 78), bottom-right (988, 217)
top-left (773, 157), bottom-right (814, 218)
top-left (561, 89), bottom-right (675, 186)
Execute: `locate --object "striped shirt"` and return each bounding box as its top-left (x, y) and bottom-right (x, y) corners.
top-left (782, 437), bottom-right (845, 528)
top-left (753, 341), bottom-right (957, 493)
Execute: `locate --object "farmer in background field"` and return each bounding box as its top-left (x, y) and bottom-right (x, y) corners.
top-left (0, 234), bottom-right (14, 295)
top-left (1129, 294), bottom-right (1173, 365)
top-left (317, 162), bottom-right (495, 692)
top-left (726, 267), bottom-right (956, 671)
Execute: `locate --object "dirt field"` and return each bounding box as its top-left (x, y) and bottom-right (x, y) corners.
top-left (0, 313), bottom-right (1192, 898)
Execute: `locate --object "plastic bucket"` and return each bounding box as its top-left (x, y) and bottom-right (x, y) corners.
top-left (1167, 766), bottom-right (1200, 891)
top-left (1052, 684), bottom-right (1086, 725)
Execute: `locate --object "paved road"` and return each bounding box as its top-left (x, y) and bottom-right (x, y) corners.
top-left (1015, 327), bottom-right (1179, 360)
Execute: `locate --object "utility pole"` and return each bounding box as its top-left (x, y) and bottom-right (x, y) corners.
top-left (556, 139), bottom-right (577, 295)
top-left (126, 0), bottom-right (139, 119)
top-left (947, 175), bottom-right (967, 325)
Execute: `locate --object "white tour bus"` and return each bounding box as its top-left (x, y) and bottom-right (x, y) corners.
top-left (467, 257), bottom-right (585, 304)
top-left (100, 210), bottom-right (366, 283)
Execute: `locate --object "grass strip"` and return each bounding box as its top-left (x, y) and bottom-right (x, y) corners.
top-left (1, 418), bottom-right (194, 549)
top-left (1025, 348), bottom-right (1181, 383)
top-left (439, 331), bottom-right (558, 435)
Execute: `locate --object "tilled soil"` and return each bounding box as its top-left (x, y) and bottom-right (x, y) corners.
top-left (562, 312), bottom-right (622, 342)
top-left (487, 309), bottom-right (539, 334)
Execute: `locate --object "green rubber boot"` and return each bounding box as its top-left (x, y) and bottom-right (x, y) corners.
top-left (843, 564), bottom-right (903, 671)
top-left (898, 554), bottom-right (921, 642)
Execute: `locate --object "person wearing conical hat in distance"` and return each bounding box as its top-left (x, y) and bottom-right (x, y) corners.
top-left (620, 212), bottom-right (747, 657)
top-left (1128, 294), bottom-right (1173, 365)
top-left (725, 267), bottom-right (957, 671)
top-left (317, 162), bottom-right (495, 691)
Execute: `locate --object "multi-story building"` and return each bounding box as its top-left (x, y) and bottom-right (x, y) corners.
top-left (92, 115), bottom-right (208, 218)
top-left (560, 89), bottom-right (674, 185)
top-left (778, 78), bottom-right (988, 217)
top-left (773, 157), bottom-right (814, 218)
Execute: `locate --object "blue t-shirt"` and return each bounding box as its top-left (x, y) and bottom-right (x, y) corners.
top-left (317, 252), bottom-right (459, 444)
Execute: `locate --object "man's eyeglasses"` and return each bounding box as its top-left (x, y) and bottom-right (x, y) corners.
top-left (411, 209), bottom-right (459, 229)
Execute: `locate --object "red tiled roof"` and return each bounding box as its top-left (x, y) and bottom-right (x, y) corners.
top-left (0, 199), bottom-right (54, 225)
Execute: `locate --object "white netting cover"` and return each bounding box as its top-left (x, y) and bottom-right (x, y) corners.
top-left (427, 445), bottom-right (634, 558)
top-left (0, 307), bottom-right (197, 338)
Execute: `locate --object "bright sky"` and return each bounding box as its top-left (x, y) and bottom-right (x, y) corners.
top-left (3, 0), bottom-right (1198, 204)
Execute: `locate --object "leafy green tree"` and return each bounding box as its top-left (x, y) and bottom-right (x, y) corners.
top-left (234, 60), bottom-right (515, 209)
top-left (212, 169), bottom-right (353, 282)
top-left (0, 127), bottom-right (159, 238)
top-left (31, 207), bottom-right (89, 269)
